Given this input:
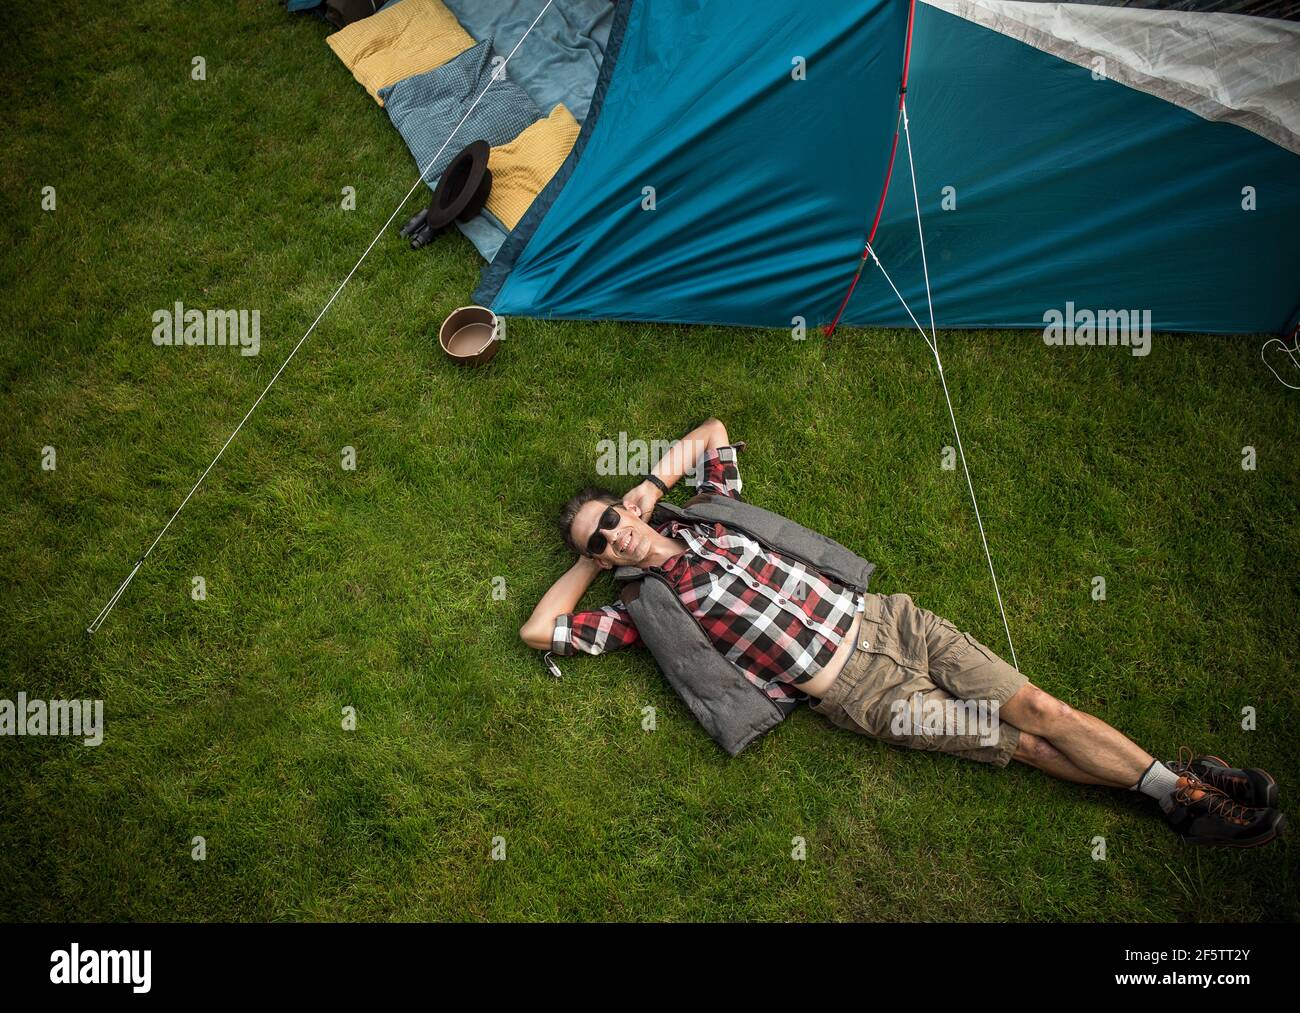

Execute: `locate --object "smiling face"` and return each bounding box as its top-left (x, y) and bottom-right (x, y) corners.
top-left (571, 500), bottom-right (658, 569)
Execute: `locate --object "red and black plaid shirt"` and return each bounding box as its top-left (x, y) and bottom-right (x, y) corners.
top-left (551, 444), bottom-right (861, 703)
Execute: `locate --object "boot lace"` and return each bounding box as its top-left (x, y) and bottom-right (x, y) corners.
top-left (1173, 745), bottom-right (1245, 794)
top-left (1171, 770), bottom-right (1257, 826)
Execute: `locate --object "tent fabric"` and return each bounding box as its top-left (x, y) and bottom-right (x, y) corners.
top-left (485, 103), bottom-right (581, 230)
top-left (477, 0), bottom-right (1299, 335)
top-left (928, 0), bottom-right (1300, 154)
top-left (325, 0), bottom-right (475, 105)
top-left (478, 0), bottom-right (913, 325)
top-left (288, 0), bottom-right (1297, 332)
top-left (380, 40), bottom-right (541, 190)
top-left (846, 0), bottom-right (1300, 332)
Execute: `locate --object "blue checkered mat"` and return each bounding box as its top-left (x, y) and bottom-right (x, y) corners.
top-left (380, 39), bottom-right (540, 191)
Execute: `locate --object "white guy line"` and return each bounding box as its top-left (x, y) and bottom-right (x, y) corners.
top-left (864, 238), bottom-right (1020, 670)
top-left (88, 0), bottom-right (558, 633)
top-left (902, 100), bottom-right (937, 346)
top-left (1261, 330), bottom-right (1300, 389)
top-left (895, 99), bottom-right (1019, 669)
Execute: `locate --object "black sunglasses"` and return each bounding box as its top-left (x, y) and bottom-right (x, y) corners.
top-left (586, 505), bottom-right (621, 556)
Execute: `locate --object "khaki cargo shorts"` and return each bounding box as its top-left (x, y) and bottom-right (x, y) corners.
top-left (809, 593), bottom-right (1028, 767)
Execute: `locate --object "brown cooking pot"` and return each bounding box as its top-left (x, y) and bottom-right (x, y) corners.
top-left (438, 305), bottom-right (503, 366)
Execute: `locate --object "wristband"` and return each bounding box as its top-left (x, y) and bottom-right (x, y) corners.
top-left (645, 474), bottom-right (669, 495)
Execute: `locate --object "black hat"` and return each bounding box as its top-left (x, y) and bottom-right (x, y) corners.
top-left (426, 140), bottom-right (493, 231)
top-left (324, 0), bottom-right (384, 29)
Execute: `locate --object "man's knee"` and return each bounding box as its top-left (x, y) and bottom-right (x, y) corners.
top-left (1005, 684), bottom-right (1077, 735)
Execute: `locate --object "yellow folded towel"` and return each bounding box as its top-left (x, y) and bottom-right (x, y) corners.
top-left (326, 0), bottom-right (475, 106)
top-left (486, 104), bottom-right (581, 231)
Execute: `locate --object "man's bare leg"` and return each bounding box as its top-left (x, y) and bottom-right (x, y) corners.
top-left (1000, 684), bottom-right (1153, 788)
top-left (992, 686), bottom-right (1286, 847)
top-left (1011, 729), bottom-right (1130, 787)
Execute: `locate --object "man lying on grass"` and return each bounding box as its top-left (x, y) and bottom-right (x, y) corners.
top-left (521, 418), bottom-right (1287, 848)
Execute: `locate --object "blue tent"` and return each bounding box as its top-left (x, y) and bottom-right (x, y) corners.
top-left (474, 0), bottom-right (1300, 335)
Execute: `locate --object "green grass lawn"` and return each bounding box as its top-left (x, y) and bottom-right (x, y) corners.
top-left (1, 0), bottom-right (1297, 922)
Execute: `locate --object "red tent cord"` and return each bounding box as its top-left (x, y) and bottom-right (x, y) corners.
top-left (825, 0), bottom-right (918, 338)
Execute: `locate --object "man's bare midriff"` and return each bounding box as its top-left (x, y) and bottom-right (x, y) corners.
top-left (797, 609), bottom-right (862, 699)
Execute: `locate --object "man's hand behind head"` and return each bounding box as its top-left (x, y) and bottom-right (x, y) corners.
top-left (622, 480), bottom-right (662, 521)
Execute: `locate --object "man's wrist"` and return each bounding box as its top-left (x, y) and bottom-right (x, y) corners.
top-left (644, 474), bottom-right (670, 496)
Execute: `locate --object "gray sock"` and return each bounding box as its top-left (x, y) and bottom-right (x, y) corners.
top-left (1131, 760), bottom-right (1182, 811)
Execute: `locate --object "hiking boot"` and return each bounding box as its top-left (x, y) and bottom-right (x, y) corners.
top-left (1163, 775), bottom-right (1287, 848)
top-left (1165, 747), bottom-right (1279, 808)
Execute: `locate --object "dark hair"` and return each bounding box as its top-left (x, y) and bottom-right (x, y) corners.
top-left (558, 486), bottom-right (619, 556)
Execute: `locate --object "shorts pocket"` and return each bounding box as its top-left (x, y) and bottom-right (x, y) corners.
top-left (924, 615), bottom-right (979, 676)
top-left (870, 594), bottom-right (930, 673)
top-left (850, 660), bottom-right (934, 741)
